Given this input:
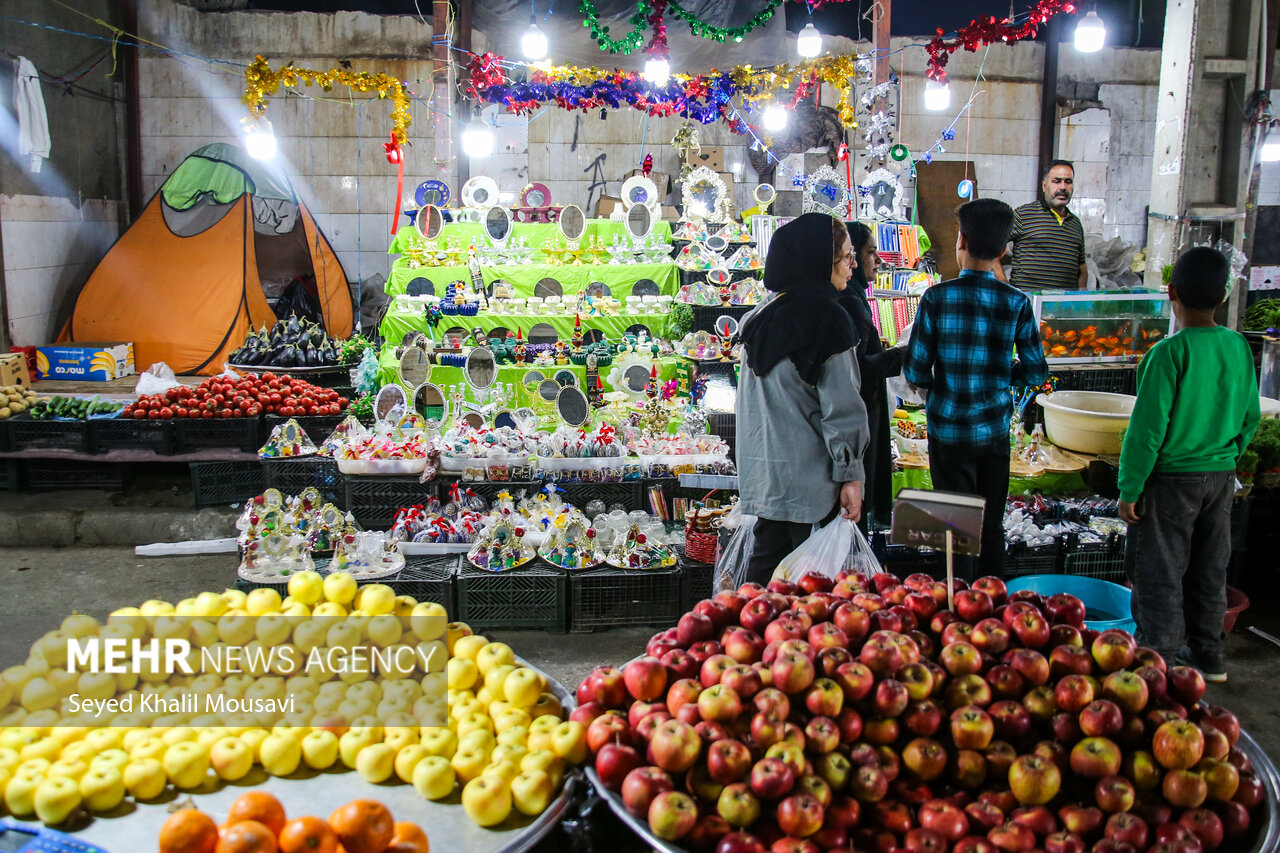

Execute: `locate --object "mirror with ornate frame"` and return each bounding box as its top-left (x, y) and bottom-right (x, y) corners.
top-left (493, 410), bottom-right (519, 430)
top-left (521, 182), bottom-right (551, 209)
top-left (415, 180), bottom-right (450, 209)
top-left (415, 204), bottom-right (446, 241)
top-left (714, 315), bottom-right (740, 338)
top-left (374, 384), bottom-right (408, 421)
top-left (556, 386), bottom-right (590, 427)
top-left (622, 363), bottom-right (652, 394)
top-left (397, 348), bottom-right (432, 387)
top-left (412, 382), bottom-right (448, 426)
top-left (522, 369), bottom-right (545, 386)
top-left (803, 165), bottom-right (849, 216)
top-left (461, 411), bottom-right (485, 429)
top-left (461, 176), bottom-right (499, 209)
top-left (754, 183), bottom-right (777, 207)
top-left (682, 166), bottom-right (730, 224)
top-left (558, 204), bottom-right (586, 244)
top-left (554, 369), bottom-right (578, 387)
top-left (581, 328), bottom-right (605, 345)
top-left (626, 204), bottom-right (654, 241)
top-left (537, 378), bottom-right (562, 402)
top-left (707, 267), bottom-right (732, 287)
top-left (464, 347), bottom-right (498, 390)
top-left (484, 205), bottom-right (513, 245)
top-left (621, 175), bottom-right (660, 211)
top-left (626, 323), bottom-right (652, 338)
top-left (586, 281), bottom-right (612, 299)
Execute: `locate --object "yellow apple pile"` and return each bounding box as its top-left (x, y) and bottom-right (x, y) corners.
top-left (0, 569), bottom-right (587, 828)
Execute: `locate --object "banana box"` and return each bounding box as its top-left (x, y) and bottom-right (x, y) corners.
top-left (34, 342), bottom-right (135, 381)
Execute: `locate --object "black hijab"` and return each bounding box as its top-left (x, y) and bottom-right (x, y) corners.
top-left (740, 213), bottom-right (858, 386)
top-left (846, 221), bottom-right (873, 293)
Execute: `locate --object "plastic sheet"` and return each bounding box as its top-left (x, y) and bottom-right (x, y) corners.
top-left (713, 502), bottom-right (757, 592)
top-left (134, 362), bottom-right (181, 396)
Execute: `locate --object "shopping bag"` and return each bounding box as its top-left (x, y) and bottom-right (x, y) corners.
top-left (135, 362), bottom-right (180, 397)
top-left (770, 517), bottom-right (884, 584)
top-left (713, 503), bottom-right (758, 593)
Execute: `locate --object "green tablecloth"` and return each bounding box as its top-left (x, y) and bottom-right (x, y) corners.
top-left (892, 468), bottom-right (1090, 497)
top-left (381, 306), bottom-right (671, 346)
top-left (388, 220), bottom-right (673, 254)
top-left (386, 261), bottom-right (679, 299)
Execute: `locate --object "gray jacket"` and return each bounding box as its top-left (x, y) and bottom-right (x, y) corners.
top-left (735, 312), bottom-right (870, 523)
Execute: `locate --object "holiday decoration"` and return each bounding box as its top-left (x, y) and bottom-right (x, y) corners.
top-left (926, 1), bottom-right (1078, 83)
top-left (244, 56), bottom-right (413, 144)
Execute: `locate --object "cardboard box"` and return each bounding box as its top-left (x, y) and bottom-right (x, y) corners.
top-left (691, 146), bottom-right (724, 173)
top-left (35, 342), bottom-right (136, 382)
top-left (594, 195), bottom-right (623, 218)
top-left (0, 352), bottom-right (30, 388)
top-left (624, 169), bottom-right (672, 200)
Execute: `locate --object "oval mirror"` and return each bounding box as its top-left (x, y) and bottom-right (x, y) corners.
top-left (528, 322), bottom-right (558, 345)
top-left (581, 328), bottom-right (604, 345)
top-left (397, 348), bottom-right (433, 387)
top-left (534, 278), bottom-right (563, 299)
top-left (715, 315), bottom-right (740, 337)
top-left (493, 410), bottom-right (519, 430)
top-left (558, 205), bottom-right (586, 242)
top-left (415, 203), bottom-right (446, 241)
top-left (413, 382), bottom-right (448, 426)
top-left (632, 279), bottom-right (660, 297)
top-left (704, 234), bottom-right (730, 254)
top-left (537, 378), bottom-right (561, 402)
top-left (464, 346), bottom-right (498, 390)
top-left (406, 277), bottom-right (435, 296)
top-left (754, 183), bottom-right (777, 205)
top-left (415, 180), bottom-right (450, 209)
top-left (522, 182), bottom-right (551, 209)
top-left (626, 323), bottom-right (652, 339)
top-left (462, 411), bottom-right (485, 429)
top-left (400, 330), bottom-right (428, 349)
top-left (443, 326), bottom-right (469, 348)
top-left (484, 206), bottom-right (512, 243)
top-left (626, 204), bottom-right (653, 240)
top-left (586, 281), bottom-right (612, 299)
top-left (622, 363), bottom-right (652, 394)
top-left (708, 267), bottom-right (732, 286)
top-left (374, 384), bottom-right (408, 421)
top-left (556, 385), bottom-right (590, 427)
top-left (522, 369), bottom-right (545, 386)
top-left (554, 370), bottom-right (578, 387)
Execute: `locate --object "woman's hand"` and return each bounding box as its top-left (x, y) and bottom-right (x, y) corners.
top-left (840, 481), bottom-right (863, 522)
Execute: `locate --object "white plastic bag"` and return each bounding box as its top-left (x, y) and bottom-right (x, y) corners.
top-left (135, 362), bottom-right (181, 397)
top-left (714, 503), bottom-right (758, 593)
top-left (771, 517), bottom-right (884, 584)
top-left (888, 374), bottom-right (927, 408)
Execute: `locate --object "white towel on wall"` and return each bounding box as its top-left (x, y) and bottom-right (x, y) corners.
top-left (14, 56), bottom-right (50, 173)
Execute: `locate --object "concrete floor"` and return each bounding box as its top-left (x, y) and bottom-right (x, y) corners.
top-left (1, 547), bottom-right (1278, 764)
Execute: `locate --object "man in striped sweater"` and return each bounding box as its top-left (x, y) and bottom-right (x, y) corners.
top-left (995, 160), bottom-right (1088, 290)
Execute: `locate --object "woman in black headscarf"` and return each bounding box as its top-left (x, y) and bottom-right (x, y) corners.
top-left (836, 222), bottom-right (907, 528)
top-left (736, 213), bottom-right (871, 585)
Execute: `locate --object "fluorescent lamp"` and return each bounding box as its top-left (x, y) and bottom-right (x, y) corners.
top-left (462, 121), bottom-right (494, 158)
top-left (924, 80), bottom-right (951, 111)
top-left (643, 57), bottom-right (670, 86)
top-left (522, 24), bottom-right (548, 60)
top-left (1074, 10), bottom-right (1106, 53)
top-left (796, 23), bottom-right (822, 58)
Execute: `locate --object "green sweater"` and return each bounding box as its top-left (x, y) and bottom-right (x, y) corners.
top-left (1118, 326), bottom-right (1260, 502)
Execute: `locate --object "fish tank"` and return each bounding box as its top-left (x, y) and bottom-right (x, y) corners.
top-left (1027, 289), bottom-right (1174, 364)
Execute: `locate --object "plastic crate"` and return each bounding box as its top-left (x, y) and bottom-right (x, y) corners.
top-left (707, 412), bottom-right (737, 461)
top-left (262, 457), bottom-right (343, 504)
top-left (92, 418), bottom-right (177, 455)
top-left (1003, 543), bottom-right (1063, 578)
top-left (394, 554), bottom-right (459, 612)
top-left (190, 461), bottom-right (266, 508)
top-left (0, 419), bottom-right (12, 453)
top-left (1, 459), bottom-right (21, 491)
top-left (880, 544), bottom-right (944, 577)
top-left (692, 303), bottom-right (754, 333)
top-left (7, 417), bottom-right (91, 453)
top-left (1063, 546), bottom-right (1127, 583)
top-left (456, 561), bottom-right (567, 632)
top-left (24, 460), bottom-right (129, 493)
top-left (344, 476), bottom-right (439, 529)
top-left (680, 554), bottom-right (716, 610)
top-left (1054, 366), bottom-right (1137, 395)
top-left (174, 417), bottom-right (263, 453)
top-left (570, 565), bottom-right (684, 632)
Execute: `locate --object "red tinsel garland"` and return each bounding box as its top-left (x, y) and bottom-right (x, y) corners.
top-left (646, 0), bottom-right (670, 59)
top-left (926, 0), bottom-right (1077, 82)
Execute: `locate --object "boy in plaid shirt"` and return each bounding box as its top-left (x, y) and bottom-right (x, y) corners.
top-left (903, 198), bottom-right (1049, 578)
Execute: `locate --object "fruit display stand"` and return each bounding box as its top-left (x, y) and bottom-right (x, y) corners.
top-left (6, 656), bottom-right (581, 853)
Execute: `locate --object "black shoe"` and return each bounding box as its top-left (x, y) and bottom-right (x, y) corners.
top-left (1172, 649), bottom-right (1227, 683)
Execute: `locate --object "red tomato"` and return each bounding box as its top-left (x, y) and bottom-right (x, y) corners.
top-left (248, 405), bottom-right (262, 417)
top-left (148, 410), bottom-right (160, 420)
top-left (175, 407), bottom-right (188, 418)
top-left (159, 407), bottom-right (174, 419)
top-left (202, 410), bottom-right (213, 418)
top-left (132, 409), bottom-right (146, 420)
top-left (338, 397), bottom-right (349, 407)
top-left (238, 399), bottom-right (251, 411)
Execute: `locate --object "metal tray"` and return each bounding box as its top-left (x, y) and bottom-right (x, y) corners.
top-left (10, 657), bottom-right (577, 853)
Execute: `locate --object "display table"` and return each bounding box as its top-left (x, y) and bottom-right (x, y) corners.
top-left (386, 261), bottom-right (680, 298)
top-left (892, 467), bottom-right (1091, 497)
top-left (388, 219), bottom-right (674, 254)
top-left (381, 306), bottom-right (672, 346)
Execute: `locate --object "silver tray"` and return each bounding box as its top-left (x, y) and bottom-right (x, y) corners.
top-left (11, 656), bottom-right (577, 853)
top-left (587, 727), bottom-right (1280, 853)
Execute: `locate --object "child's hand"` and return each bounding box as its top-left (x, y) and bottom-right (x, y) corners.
top-left (1119, 501), bottom-right (1141, 524)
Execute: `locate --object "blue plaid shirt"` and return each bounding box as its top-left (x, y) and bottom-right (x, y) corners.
top-left (903, 270), bottom-right (1048, 448)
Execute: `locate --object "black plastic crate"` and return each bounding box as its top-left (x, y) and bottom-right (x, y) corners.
top-left (1063, 546), bottom-right (1127, 584)
top-left (7, 417), bottom-right (91, 453)
top-left (174, 417), bottom-right (263, 453)
top-left (92, 418), bottom-right (177, 455)
top-left (692, 303), bottom-right (754, 333)
top-left (344, 476), bottom-right (439, 529)
top-left (1, 459), bottom-right (20, 491)
top-left (262, 457), bottom-right (343, 504)
top-left (264, 414), bottom-right (347, 445)
top-left (1003, 543), bottom-right (1063, 578)
top-left (456, 561), bottom-right (567, 632)
top-left (570, 565), bottom-right (683, 632)
top-left (393, 554), bottom-right (459, 612)
top-left (190, 461), bottom-right (266, 507)
top-left (1054, 366), bottom-right (1137, 395)
top-left (680, 553), bottom-right (716, 610)
top-left (880, 544), bottom-right (944, 577)
top-left (24, 460), bottom-right (129, 493)
top-left (0, 419), bottom-right (12, 453)
top-left (708, 412), bottom-right (737, 461)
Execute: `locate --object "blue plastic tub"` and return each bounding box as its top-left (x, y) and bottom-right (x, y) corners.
top-left (1006, 574), bottom-right (1135, 633)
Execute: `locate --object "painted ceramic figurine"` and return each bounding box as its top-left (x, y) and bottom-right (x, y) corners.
top-left (554, 341), bottom-right (568, 365)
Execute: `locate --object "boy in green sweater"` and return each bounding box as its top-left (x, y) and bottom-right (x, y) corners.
top-left (1118, 247), bottom-right (1260, 683)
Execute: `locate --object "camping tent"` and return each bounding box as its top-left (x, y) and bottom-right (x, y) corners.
top-left (63, 143), bottom-right (353, 374)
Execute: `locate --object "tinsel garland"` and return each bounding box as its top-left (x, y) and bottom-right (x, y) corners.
top-left (465, 53), bottom-right (862, 128)
top-left (578, 0), bottom-right (651, 54)
top-left (579, 0), bottom-right (845, 52)
top-left (926, 0), bottom-right (1077, 82)
top-left (244, 56), bottom-right (413, 144)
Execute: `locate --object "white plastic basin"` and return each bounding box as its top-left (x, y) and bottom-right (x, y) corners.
top-left (1036, 390), bottom-right (1136, 454)
top-left (1262, 396), bottom-right (1280, 419)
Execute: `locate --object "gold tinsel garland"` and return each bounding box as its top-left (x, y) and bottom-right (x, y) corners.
top-left (244, 56), bottom-right (413, 145)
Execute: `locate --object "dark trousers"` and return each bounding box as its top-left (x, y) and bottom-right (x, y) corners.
top-left (927, 437), bottom-right (1010, 580)
top-left (1125, 471), bottom-right (1233, 667)
top-left (746, 504), bottom-right (841, 587)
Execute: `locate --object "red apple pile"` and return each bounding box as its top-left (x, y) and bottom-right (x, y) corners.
top-left (575, 570), bottom-right (1268, 853)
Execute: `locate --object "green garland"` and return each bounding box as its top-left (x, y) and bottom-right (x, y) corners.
top-left (666, 0), bottom-right (783, 43)
top-left (578, 0), bottom-right (652, 54)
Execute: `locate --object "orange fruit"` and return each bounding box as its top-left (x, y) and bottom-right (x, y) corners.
top-left (328, 800), bottom-right (395, 853)
top-left (386, 822), bottom-right (430, 853)
top-left (279, 816), bottom-right (339, 853)
top-left (159, 808), bottom-right (220, 853)
top-left (216, 820), bottom-right (279, 853)
top-left (228, 791), bottom-right (287, 836)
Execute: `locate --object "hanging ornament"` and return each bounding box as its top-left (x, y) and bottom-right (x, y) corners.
top-left (385, 132), bottom-right (405, 237)
top-left (926, 0), bottom-right (1078, 83)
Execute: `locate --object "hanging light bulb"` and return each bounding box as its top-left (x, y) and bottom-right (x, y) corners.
top-left (924, 80), bottom-right (951, 111)
top-left (763, 104), bottom-right (788, 132)
top-left (462, 120), bottom-right (494, 158)
top-left (1074, 10), bottom-right (1106, 52)
top-left (522, 23), bottom-right (548, 60)
top-left (1262, 132), bottom-right (1280, 163)
top-left (242, 118), bottom-right (277, 160)
top-left (643, 56), bottom-right (671, 86)
top-left (796, 22), bottom-right (822, 58)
